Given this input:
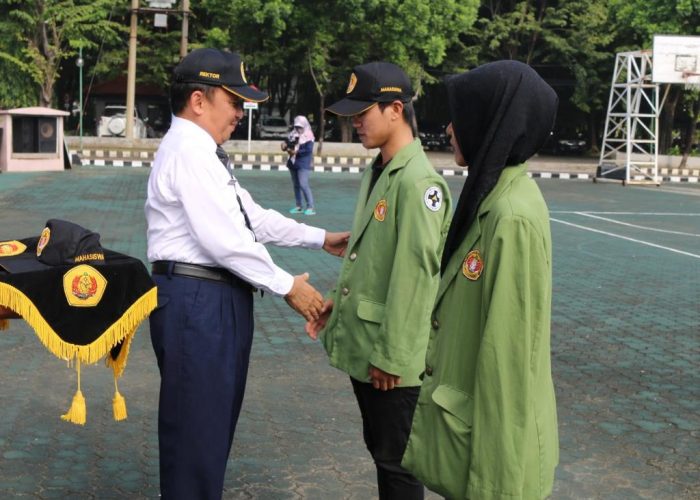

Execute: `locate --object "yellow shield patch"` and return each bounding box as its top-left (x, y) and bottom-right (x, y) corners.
top-left (374, 199), bottom-right (387, 222)
top-left (346, 73), bottom-right (358, 94)
top-left (63, 265), bottom-right (108, 307)
top-left (0, 240), bottom-right (27, 257)
top-left (37, 227), bottom-right (51, 256)
top-left (462, 250), bottom-right (484, 281)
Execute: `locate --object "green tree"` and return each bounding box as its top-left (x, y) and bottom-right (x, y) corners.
top-left (213, 0), bottom-right (478, 142)
top-left (0, 0), bottom-right (123, 108)
top-left (464, 0), bottom-right (615, 152)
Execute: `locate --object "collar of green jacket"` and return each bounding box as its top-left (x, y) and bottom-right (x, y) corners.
top-left (438, 163), bottom-right (527, 291)
top-left (375, 138), bottom-right (423, 175)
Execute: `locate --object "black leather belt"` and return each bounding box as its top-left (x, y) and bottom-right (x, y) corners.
top-left (151, 261), bottom-right (252, 290)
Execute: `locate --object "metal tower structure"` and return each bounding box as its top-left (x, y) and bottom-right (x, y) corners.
top-left (597, 51), bottom-right (660, 185)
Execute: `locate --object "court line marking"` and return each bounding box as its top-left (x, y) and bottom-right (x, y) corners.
top-left (550, 217), bottom-right (700, 259)
top-left (637, 186), bottom-right (700, 197)
top-left (550, 211), bottom-right (700, 216)
top-left (575, 212), bottom-right (700, 237)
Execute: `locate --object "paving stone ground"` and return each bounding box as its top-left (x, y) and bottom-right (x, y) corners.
top-left (0, 166), bottom-right (698, 499)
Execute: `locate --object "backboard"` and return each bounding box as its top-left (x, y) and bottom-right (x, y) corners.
top-left (652, 35), bottom-right (700, 84)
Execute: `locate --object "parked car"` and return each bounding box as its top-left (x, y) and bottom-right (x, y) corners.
top-left (98, 105), bottom-right (147, 138)
top-left (256, 115), bottom-right (288, 139)
top-left (418, 122), bottom-right (449, 151)
top-left (540, 131), bottom-right (587, 155)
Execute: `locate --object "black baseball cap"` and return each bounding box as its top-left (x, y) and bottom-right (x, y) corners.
top-left (173, 48), bottom-right (269, 103)
top-left (0, 220), bottom-right (104, 274)
top-left (326, 62), bottom-right (414, 116)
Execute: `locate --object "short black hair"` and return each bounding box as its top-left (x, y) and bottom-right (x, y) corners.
top-left (170, 82), bottom-right (218, 115)
top-left (379, 100), bottom-right (417, 137)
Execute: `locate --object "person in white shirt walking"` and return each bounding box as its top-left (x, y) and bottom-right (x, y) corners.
top-left (144, 48), bottom-right (349, 500)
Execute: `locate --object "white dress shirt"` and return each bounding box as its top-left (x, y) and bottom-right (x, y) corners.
top-left (145, 116), bottom-right (325, 296)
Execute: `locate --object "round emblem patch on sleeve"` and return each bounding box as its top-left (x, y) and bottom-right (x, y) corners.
top-left (0, 240), bottom-right (27, 257)
top-left (424, 186), bottom-right (443, 212)
top-left (462, 250), bottom-right (484, 280)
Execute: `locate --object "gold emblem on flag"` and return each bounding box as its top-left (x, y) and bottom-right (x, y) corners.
top-left (0, 240), bottom-right (27, 257)
top-left (63, 265), bottom-right (108, 307)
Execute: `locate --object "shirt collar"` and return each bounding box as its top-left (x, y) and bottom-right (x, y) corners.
top-left (170, 115), bottom-right (218, 152)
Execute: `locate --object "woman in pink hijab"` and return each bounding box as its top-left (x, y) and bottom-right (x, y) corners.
top-left (283, 115), bottom-right (316, 215)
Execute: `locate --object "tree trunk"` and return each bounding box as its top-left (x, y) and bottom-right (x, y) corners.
top-left (317, 94), bottom-right (325, 154)
top-left (679, 99), bottom-right (700, 169)
top-left (659, 86), bottom-right (681, 154)
top-left (588, 113), bottom-right (599, 154)
top-left (340, 117), bottom-right (353, 142)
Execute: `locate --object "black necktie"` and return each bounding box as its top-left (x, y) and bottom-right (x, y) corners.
top-left (215, 146), bottom-right (255, 239)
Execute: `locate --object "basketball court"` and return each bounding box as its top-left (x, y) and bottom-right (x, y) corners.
top-left (0, 167), bottom-right (697, 498)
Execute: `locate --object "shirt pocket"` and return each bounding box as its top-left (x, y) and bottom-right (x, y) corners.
top-left (356, 298), bottom-right (385, 324)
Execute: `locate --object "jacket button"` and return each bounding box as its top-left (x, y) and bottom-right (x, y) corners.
top-left (349, 252), bottom-right (357, 261)
top-left (425, 365), bottom-right (433, 376)
top-left (432, 319), bottom-right (440, 329)
top-left (342, 287), bottom-right (350, 296)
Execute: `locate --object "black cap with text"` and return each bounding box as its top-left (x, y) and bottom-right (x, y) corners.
top-left (326, 62), bottom-right (414, 116)
top-left (0, 219), bottom-right (104, 274)
top-left (173, 48), bottom-right (269, 103)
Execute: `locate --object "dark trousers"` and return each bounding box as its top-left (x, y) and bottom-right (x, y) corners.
top-left (149, 273), bottom-right (254, 500)
top-left (351, 378), bottom-right (424, 500)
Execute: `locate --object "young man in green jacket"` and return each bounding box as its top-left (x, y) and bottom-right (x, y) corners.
top-left (306, 62), bottom-right (452, 499)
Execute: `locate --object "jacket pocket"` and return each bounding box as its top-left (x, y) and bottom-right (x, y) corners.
top-left (431, 384), bottom-right (474, 427)
top-left (402, 384), bottom-right (473, 499)
top-left (356, 299), bottom-right (385, 324)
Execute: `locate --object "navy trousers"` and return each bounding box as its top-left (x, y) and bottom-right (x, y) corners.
top-left (149, 272), bottom-right (254, 500)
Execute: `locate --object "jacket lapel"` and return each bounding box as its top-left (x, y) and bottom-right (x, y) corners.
top-left (435, 217), bottom-right (482, 306)
top-left (348, 140), bottom-right (422, 247)
top-left (434, 164), bottom-right (528, 306)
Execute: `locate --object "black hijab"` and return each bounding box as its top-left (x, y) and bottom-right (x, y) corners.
top-left (440, 60), bottom-right (558, 273)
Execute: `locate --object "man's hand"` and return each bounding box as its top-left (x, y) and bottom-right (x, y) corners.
top-left (284, 273), bottom-right (324, 321)
top-left (369, 365), bottom-right (401, 391)
top-left (305, 299), bottom-right (334, 340)
top-left (323, 231), bottom-right (351, 257)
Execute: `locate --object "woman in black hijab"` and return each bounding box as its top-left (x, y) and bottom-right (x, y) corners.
top-left (402, 61), bottom-right (560, 499)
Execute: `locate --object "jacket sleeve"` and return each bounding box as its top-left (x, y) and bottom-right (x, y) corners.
top-left (467, 215), bottom-right (549, 500)
top-left (368, 178), bottom-right (450, 376)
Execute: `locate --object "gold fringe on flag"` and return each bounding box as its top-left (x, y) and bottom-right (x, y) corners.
top-left (0, 282), bottom-right (156, 367)
top-left (61, 358), bottom-right (86, 425)
top-left (0, 282), bottom-right (156, 424)
top-left (113, 377), bottom-right (128, 421)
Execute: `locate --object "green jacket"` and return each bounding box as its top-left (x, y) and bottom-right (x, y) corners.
top-left (402, 165), bottom-right (558, 499)
top-left (320, 139), bottom-right (452, 386)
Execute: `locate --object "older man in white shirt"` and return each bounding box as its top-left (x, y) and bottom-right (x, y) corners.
top-left (145, 48), bottom-right (348, 500)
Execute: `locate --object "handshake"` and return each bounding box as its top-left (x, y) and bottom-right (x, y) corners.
top-left (283, 231), bottom-right (349, 323)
